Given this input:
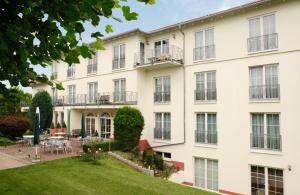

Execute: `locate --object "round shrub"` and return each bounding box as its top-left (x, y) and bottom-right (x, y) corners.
top-left (0, 116), bottom-right (32, 139)
top-left (30, 91), bottom-right (53, 130)
top-left (113, 107), bottom-right (144, 151)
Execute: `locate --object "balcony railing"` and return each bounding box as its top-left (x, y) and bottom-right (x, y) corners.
top-left (112, 58), bottom-right (125, 69)
top-left (247, 33), bottom-right (278, 53)
top-left (134, 45), bottom-right (183, 67)
top-left (249, 84), bottom-right (280, 100)
top-left (154, 128), bottom-right (171, 140)
top-left (250, 133), bottom-right (281, 151)
top-left (154, 92), bottom-right (170, 103)
top-left (195, 130), bottom-right (217, 144)
top-left (195, 88), bottom-right (217, 101)
top-left (193, 45), bottom-right (215, 61)
top-left (53, 91), bottom-right (137, 106)
top-left (87, 64), bottom-right (97, 74)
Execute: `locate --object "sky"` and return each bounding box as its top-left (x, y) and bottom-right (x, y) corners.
top-left (23, 0), bottom-right (253, 93)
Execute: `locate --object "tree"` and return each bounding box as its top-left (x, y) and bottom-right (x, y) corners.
top-left (0, 0), bottom-right (155, 96)
top-left (0, 87), bottom-right (32, 116)
top-left (30, 91), bottom-right (52, 130)
top-left (114, 107), bottom-right (144, 151)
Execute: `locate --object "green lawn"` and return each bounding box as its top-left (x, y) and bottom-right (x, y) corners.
top-left (0, 155), bottom-right (215, 195)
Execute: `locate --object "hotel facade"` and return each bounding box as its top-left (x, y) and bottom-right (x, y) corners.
top-left (32, 0), bottom-right (300, 194)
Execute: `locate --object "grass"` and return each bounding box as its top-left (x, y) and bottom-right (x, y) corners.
top-left (0, 155), bottom-right (215, 195)
top-left (0, 136), bottom-right (15, 146)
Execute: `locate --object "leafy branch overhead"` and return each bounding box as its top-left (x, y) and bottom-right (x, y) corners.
top-left (0, 0), bottom-right (155, 95)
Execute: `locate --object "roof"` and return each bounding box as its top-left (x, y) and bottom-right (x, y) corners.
top-left (101, 0), bottom-right (284, 42)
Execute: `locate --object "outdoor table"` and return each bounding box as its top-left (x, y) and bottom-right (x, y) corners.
top-left (49, 136), bottom-right (64, 140)
top-left (23, 135), bottom-right (34, 146)
top-left (54, 132), bottom-right (67, 137)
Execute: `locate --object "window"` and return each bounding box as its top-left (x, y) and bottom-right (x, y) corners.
top-left (88, 82), bottom-right (98, 104)
top-left (251, 113), bottom-right (281, 150)
top-left (194, 28), bottom-right (215, 60)
top-left (251, 165), bottom-right (284, 195)
top-left (196, 113), bottom-right (217, 144)
top-left (114, 79), bottom-right (126, 102)
top-left (67, 64), bottom-right (75, 78)
top-left (113, 44), bottom-right (125, 69)
top-left (87, 54), bottom-right (97, 74)
top-left (154, 76), bottom-right (170, 103)
top-left (163, 152), bottom-right (171, 159)
top-left (249, 64), bottom-right (279, 100)
top-left (248, 14), bottom-right (277, 52)
top-left (154, 39), bottom-right (169, 58)
top-left (68, 85), bottom-right (76, 104)
top-left (154, 113), bottom-right (171, 140)
top-left (195, 71), bottom-right (216, 101)
top-left (195, 158), bottom-right (218, 191)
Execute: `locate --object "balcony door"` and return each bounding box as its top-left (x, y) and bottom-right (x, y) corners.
top-left (88, 82), bottom-right (98, 104)
top-left (100, 113), bottom-right (112, 139)
top-left (114, 79), bottom-right (126, 103)
top-left (86, 114), bottom-right (97, 137)
top-left (154, 39), bottom-right (169, 58)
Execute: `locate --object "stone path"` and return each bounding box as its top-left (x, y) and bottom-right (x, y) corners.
top-left (0, 151), bottom-right (31, 170)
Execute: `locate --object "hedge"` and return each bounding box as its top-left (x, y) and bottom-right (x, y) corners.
top-left (0, 116), bottom-right (31, 139)
top-left (0, 136), bottom-right (15, 146)
top-left (83, 141), bottom-right (120, 153)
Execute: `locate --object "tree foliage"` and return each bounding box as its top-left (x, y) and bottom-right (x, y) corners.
top-left (114, 107), bottom-right (144, 151)
top-left (0, 116), bottom-right (32, 139)
top-left (30, 91), bottom-right (53, 130)
top-left (0, 0), bottom-right (155, 96)
top-left (0, 87), bottom-right (32, 116)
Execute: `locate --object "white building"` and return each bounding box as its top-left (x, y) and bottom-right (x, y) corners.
top-left (32, 0), bottom-right (300, 194)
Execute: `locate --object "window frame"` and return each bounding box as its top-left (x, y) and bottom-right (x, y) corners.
top-left (195, 71), bottom-right (217, 102)
top-left (154, 112), bottom-right (171, 141)
top-left (194, 27), bottom-right (215, 61)
top-left (87, 53), bottom-right (98, 75)
top-left (112, 43), bottom-right (126, 70)
top-left (154, 76), bottom-right (171, 103)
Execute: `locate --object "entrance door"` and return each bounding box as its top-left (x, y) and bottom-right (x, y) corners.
top-left (100, 118), bottom-right (112, 139)
top-left (86, 117), bottom-right (96, 137)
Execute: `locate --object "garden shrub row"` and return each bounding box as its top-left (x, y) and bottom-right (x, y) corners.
top-left (0, 136), bottom-right (15, 146)
top-left (0, 116), bottom-right (31, 139)
top-left (143, 150), bottom-right (164, 171)
top-left (83, 141), bottom-right (120, 153)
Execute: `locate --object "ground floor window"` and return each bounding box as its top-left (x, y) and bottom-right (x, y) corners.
top-left (251, 165), bottom-right (284, 195)
top-left (194, 157), bottom-right (218, 191)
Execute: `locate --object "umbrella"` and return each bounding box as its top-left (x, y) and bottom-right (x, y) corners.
top-left (81, 113), bottom-right (85, 138)
top-left (33, 107), bottom-right (40, 145)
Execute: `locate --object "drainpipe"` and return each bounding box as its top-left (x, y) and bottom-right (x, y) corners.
top-left (152, 24), bottom-right (186, 148)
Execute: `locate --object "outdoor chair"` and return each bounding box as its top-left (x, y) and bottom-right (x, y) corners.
top-left (55, 142), bottom-right (65, 154)
top-left (16, 137), bottom-right (25, 146)
top-left (64, 140), bottom-right (73, 153)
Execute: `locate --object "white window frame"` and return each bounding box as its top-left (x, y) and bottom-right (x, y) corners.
top-left (194, 28), bottom-right (215, 61)
top-left (154, 39), bottom-right (169, 57)
top-left (154, 76), bottom-right (171, 103)
top-left (87, 53), bottom-right (97, 74)
top-left (68, 85), bottom-right (76, 104)
top-left (87, 82), bottom-right (98, 104)
top-left (195, 113), bottom-right (217, 145)
top-left (195, 71), bottom-right (217, 102)
top-left (194, 157), bottom-right (218, 191)
top-left (248, 13), bottom-right (277, 53)
top-left (113, 78), bottom-right (126, 103)
top-left (249, 64), bottom-right (279, 100)
top-left (250, 113), bottom-right (281, 150)
top-left (154, 112), bottom-right (171, 140)
top-left (113, 44), bottom-right (126, 69)
top-left (67, 64), bottom-right (76, 78)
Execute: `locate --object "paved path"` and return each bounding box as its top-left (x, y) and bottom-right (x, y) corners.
top-left (0, 151), bottom-right (32, 170)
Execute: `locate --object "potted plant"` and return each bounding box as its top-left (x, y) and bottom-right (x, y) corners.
top-left (56, 122), bottom-right (61, 133)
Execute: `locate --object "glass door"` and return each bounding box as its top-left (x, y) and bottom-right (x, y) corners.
top-left (86, 117), bottom-right (96, 137)
top-left (100, 118), bottom-right (112, 139)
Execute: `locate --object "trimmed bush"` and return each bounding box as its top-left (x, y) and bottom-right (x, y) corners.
top-left (62, 121), bottom-right (67, 128)
top-left (0, 136), bottom-right (15, 146)
top-left (30, 91), bottom-right (53, 130)
top-left (0, 116), bottom-right (32, 139)
top-left (114, 107), bottom-right (144, 151)
top-left (83, 141), bottom-right (120, 153)
top-left (56, 122), bottom-right (61, 128)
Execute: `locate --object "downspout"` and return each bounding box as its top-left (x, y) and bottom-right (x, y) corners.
top-left (152, 24), bottom-right (186, 148)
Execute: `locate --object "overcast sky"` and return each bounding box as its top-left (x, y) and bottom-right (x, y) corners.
top-left (24, 0), bottom-right (253, 93)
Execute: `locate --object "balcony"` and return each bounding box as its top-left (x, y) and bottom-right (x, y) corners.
top-left (195, 88), bottom-right (217, 102)
top-left (193, 45), bottom-right (215, 61)
top-left (154, 92), bottom-right (170, 103)
top-left (195, 130), bottom-right (217, 144)
top-left (134, 45), bottom-right (183, 70)
top-left (250, 133), bottom-right (281, 151)
top-left (154, 128), bottom-right (171, 140)
top-left (247, 33), bottom-right (278, 53)
top-left (249, 84), bottom-right (280, 101)
top-left (53, 91), bottom-right (137, 106)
